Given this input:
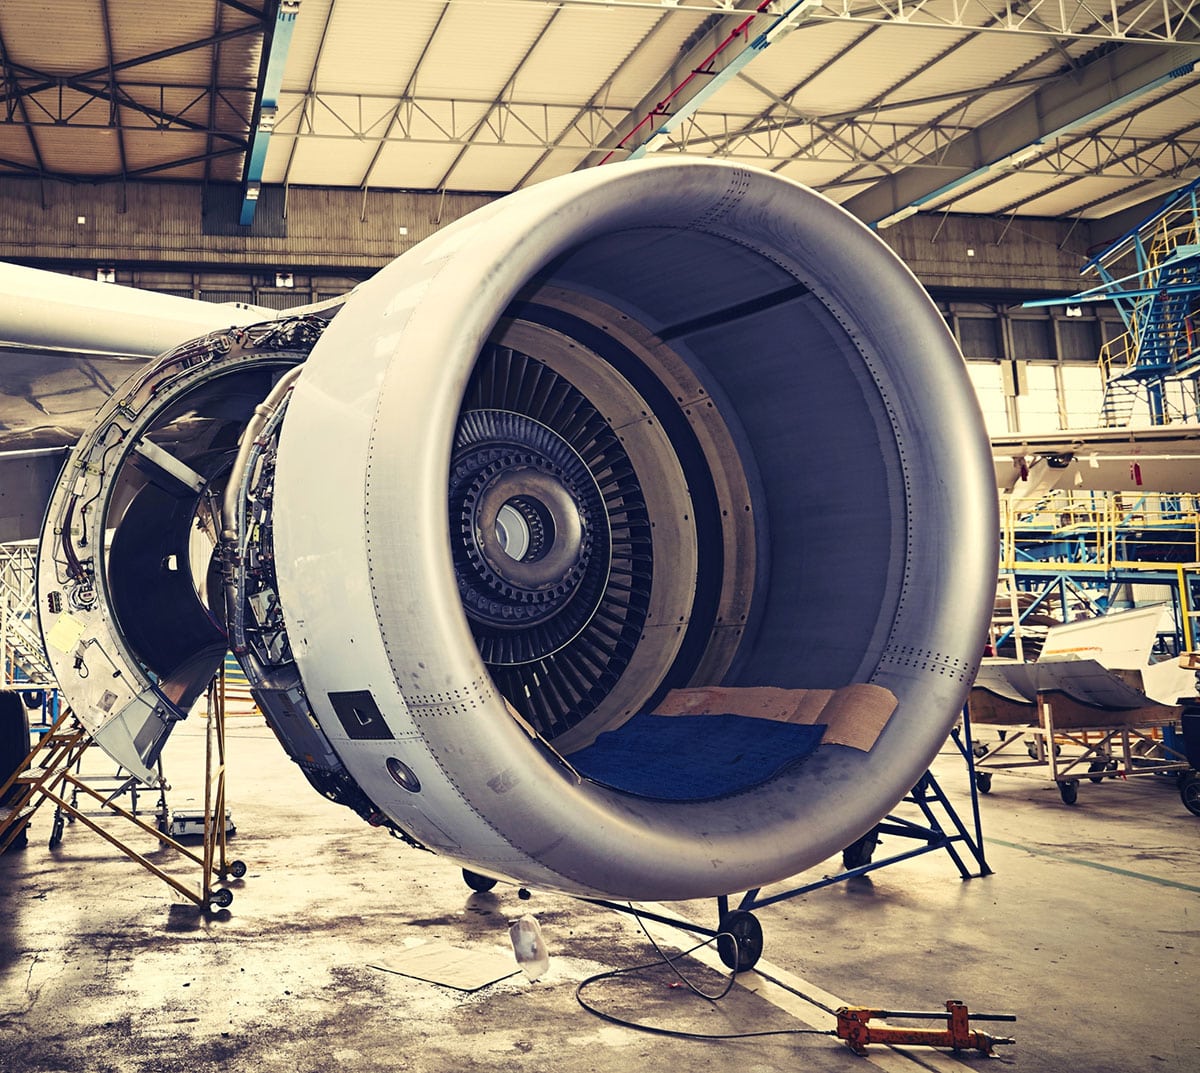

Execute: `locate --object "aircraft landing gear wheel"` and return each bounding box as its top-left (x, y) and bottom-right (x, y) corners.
top-left (1179, 772), bottom-right (1200, 817)
top-left (48, 812), bottom-right (64, 850)
top-left (975, 772), bottom-right (993, 794)
top-left (211, 888), bottom-right (234, 909)
top-left (1059, 779), bottom-right (1079, 805)
top-left (228, 859), bottom-right (247, 879)
top-left (716, 910), bottom-right (763, 972)
top-left (842, 825), bottom-right (881, 870)
top-left (462, 868), bottom-right (498, 893)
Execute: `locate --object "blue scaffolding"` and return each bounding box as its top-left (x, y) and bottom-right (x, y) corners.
top-left (1029, 177), bottom-right (1200, 426)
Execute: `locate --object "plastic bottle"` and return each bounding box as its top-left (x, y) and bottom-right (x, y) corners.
top-left (508, 914), bottom-right (549, 981)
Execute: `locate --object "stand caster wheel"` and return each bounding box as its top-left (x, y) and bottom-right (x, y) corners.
top-left (228, 860), bottom-right (247, 879)
top-left (48, 812), bottom-right (64, 850)
top-left (462, 868), bottom-right (497, 893)
top-left (211, 888), bottom-right (234, 909)
top-left (1179, 771), bottom-right (1200, 817)
top-left (716, 910), bottom-right (763, 972)
top-left (1088, 760), bottom-right (1110, 784)
top-left (842, 825), bottom-right (881, 870)
top-left (975, 772), bottom-right (993, 794)
top-left (1058, 779), bottom-right (1079, 805)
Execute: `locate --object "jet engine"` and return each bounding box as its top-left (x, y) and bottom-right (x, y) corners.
top-left (37, 159), bottom-right (996, 901)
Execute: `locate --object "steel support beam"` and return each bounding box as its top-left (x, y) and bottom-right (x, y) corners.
top-left (843, 40), bottom-right (1200, 227)
top-left (580, 1), bottom-right (771, 167)
top-left (597, 1), bottom-right (818, 164)
top-left (508, 0), bottom-right (1200, 46)
top-left (240, 1), bottom-right (300, 226)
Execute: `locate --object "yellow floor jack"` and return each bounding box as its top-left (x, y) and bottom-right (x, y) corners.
top-left (836, 1000), bottom-right (1016, 1057)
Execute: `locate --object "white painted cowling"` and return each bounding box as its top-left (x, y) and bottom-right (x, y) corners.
top-left (269, 159), bottom-right (997, 900)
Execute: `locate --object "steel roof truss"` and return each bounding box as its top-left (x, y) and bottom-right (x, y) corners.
top-left (509, 0), bottom-right (1200, 45)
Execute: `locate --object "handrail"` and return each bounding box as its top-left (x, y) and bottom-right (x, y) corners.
top-left (1001, 493), bottom-right (1200, 572)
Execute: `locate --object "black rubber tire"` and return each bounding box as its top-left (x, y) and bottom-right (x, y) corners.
top-left (229, 859), bottom-right (248, 879)
top-left (842, 825), bottom-right (881, 870)
top-left (1088, 760), bottom-right (1109, 784)
top-left (462, 868), bottom-right (498, 893)
top-left (1179, 772), bottom-right (1200, 817)
top-left (975, 772), bottom-right (993, 794)
top-left (716, 910), bottom-right (763, 972)
top-left (1059, 779), bottom-right (1079, 805)
top-left (0, 692), bottom-right (31, 855)
top-left (49, 812), bottom-right (65, 850)
top-left (212, 888), bottom-right (234, 908)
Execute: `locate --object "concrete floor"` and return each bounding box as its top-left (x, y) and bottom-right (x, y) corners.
top-left (1, 716), bottom-right (1197, 1073)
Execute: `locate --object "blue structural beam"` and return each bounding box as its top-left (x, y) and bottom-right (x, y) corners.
top-left (850, 45), bottom-right (1199, 228)
top-left (591, 1), bottom-right (817, 167)
top-left (626, 1), bottom-right (818, 160)
top-left (875, 59), bottom-right (1198, 228)
top-left (240, 1), bottom-right (301, 227)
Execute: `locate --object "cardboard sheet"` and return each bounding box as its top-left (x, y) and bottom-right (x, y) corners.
top-left (817, 683), bottom-right (898, 751)
top-left (652, 685), bottom-right (807, 722)
top-left (369, 941), bottom-right (521, 992)
top-left (652, 682), bottom-right (898, 753)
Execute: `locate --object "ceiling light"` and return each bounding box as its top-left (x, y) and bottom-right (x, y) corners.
top-left (640, 131), bottom-right (671, 154)
top-left (876, 205), bottom-right (919, 229)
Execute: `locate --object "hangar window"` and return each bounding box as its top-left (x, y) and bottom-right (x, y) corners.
top-left (955, 315), bottom-right (1002, 358)
top-left (965, 362), bottom-right (1008, 436)
top-left (1061, 365), bottom-right (1105, 427)
top-left (1015, 364), bottom-right (1061, 431)
top-left (1009, 317), bottom-right (1053, 361)
top-left (1056, 317), bottom-right (1101, 362)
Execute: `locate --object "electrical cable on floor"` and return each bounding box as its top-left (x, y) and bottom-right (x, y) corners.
top-left (574, 909), bottom-right (837, 1043)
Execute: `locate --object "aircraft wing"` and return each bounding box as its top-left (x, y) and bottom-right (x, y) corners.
top-left (993, 425), bottom-right (1200, 494)
top-left (0, 263), bottom-right (274, 541)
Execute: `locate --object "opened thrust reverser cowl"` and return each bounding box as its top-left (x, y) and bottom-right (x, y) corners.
top-left (37, 160), bottom-right (997, 901)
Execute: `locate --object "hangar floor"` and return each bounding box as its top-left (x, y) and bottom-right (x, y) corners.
top-left (1, 716), bottom-right (1196, 1073)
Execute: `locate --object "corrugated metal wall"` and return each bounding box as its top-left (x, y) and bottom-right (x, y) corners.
top-left (882, 213), bottom-right (1089, 295)
top-left (0, 178), bottom-right (493, 271)
top-left (0, 174), bottom-right (1092, 294)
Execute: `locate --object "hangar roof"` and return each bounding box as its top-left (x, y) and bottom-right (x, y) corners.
top-left (1, 0), bottom-right (1197, 226)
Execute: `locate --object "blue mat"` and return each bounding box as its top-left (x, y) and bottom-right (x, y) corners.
top-left (569, 712), bottom-right (826, 801)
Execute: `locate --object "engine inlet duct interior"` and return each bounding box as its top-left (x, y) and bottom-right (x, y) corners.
top-left (39, 160), bottom-right (997, 901)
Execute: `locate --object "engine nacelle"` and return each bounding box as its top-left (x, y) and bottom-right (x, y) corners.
top-left (39, 160), bottom-right (996, 900)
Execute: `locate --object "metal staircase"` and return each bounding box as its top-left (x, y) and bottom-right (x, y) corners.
top-left (1027, 178), bottom-right (1200, 427)
top-left (1, 543), bottom-right (54, 686)
top-left (1085, 180), bottom-right (1200, 427)
top-left (1098, 376), bottom-right (1141, 428)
